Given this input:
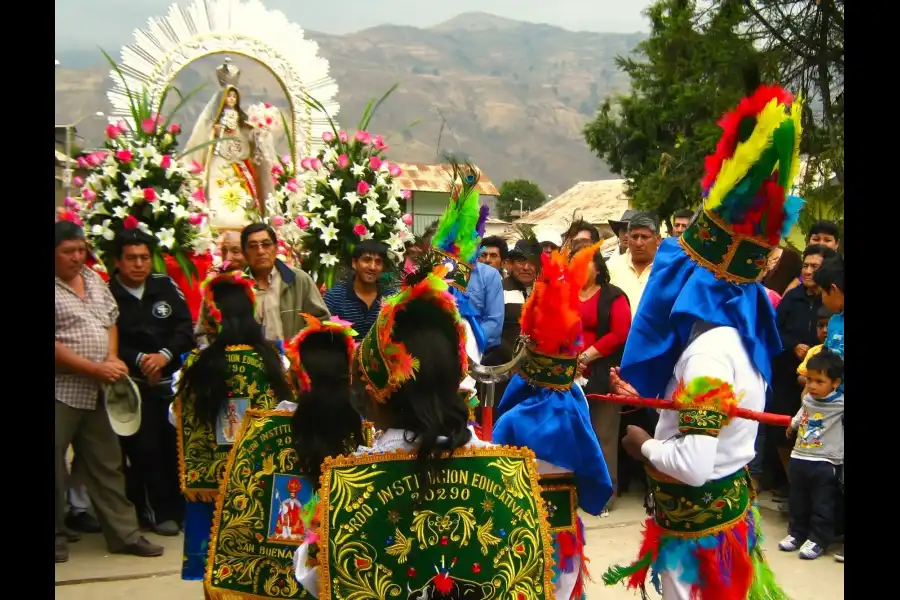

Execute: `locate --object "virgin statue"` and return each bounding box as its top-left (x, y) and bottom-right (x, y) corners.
top-left (184, 58), bottom-right (276, 231)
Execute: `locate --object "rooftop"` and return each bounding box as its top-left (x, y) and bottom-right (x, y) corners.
top-left (392, 162), bottom-right (500, 196)
top-left (515, 179), bottom-right (630, 232)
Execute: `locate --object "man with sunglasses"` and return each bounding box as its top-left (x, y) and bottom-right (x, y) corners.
top-left (240, 223), bottom-right (330, 340)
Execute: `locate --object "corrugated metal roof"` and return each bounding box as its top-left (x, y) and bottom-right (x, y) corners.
top-left (516, 180), bottom-right (630, 232)
top-left (393, 162), bottom-right (500, 196)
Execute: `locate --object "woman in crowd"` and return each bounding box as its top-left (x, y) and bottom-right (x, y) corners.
top-left (173, 271), bottom-right (292, 580)
top-left (578, 247), bottom-right (630, 516)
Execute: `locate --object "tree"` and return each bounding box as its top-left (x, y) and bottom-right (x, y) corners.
top-left (497, 179), bottom-right (547, 220)
top-left (583, 0), bottom-right (773, 233)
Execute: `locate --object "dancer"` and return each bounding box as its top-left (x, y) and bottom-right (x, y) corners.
top-left (173, 270), bottom-right (292, 580)
top-left (205, 315), bottom-right (364, 599)
top-left (601, 81), bottom-right (800, 600)
top-left (494, 242), bottom-right (613, 599)
top-left (293, 267), bottom-right (556, 597)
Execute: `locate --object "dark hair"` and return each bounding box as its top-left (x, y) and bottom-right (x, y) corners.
top-left (177, 280), bottom-right (292, 428)
top-left (291, 332), bottom-right (360, 484)
top-left (113, 229), bottom-right (155, 259)
top-left (803, 244), bottom-right (838, 261)
top-left (807, 220), bottom-right (840, 243)
top-left (627, 212), bottom-right (659, 235)
top-left (354, 301), bottom-right (470, 498)
top-left (591, 248), bottom-right (611, 285)
top-left (353, 239), bottom-right (389, 262)
top-left (806, 349), bottom-right (844, 382)
top-left (55, 221), bottom-right (85, 248)
top-left (566, 220), bottom-right (600, 244)
top-left (673, 209), bottom-right (694, 221)
top-left (813, 256), bottom-right (845, 294)
top-left (816, 305), bottom-right (832, 321)
top-left (240, 223), bottom-right (277, 250)
top-left (222, 86), bottom-right (250, 127)
top-left (480, 236), bottom-right (508, 260)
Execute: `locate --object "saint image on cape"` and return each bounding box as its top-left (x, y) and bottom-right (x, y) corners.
top-left (267, 473), bottom-right (315, 544)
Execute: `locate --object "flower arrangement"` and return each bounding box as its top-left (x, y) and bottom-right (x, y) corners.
top-left (260, 86), bottom-right (415, 288)
top-left (246, 102), bottom-right (282, 132)
top-left (70, 52), bottom-right (216, 281)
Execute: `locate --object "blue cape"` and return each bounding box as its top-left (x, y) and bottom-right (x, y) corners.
top-left (620, 237), bottom-right (782, 400)
top-left (449, 287), bottom-right (486, 354)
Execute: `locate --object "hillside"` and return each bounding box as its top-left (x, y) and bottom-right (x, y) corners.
top-left (54, 13), bottom-right (646, 195)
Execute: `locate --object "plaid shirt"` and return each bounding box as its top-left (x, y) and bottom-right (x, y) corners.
top-left (55, 267), bottom-right (119, 409)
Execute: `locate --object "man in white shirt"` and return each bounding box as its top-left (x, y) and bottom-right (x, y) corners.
top-left (607, 212), bottom-right (659, 316)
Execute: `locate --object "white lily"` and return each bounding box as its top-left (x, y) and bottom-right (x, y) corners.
top-left (86, 174), bottom-right (104, 189)
top-left (171, 204), bottom-right (190, 222)
top-left (307, 193), bottom-right (325, 212)
top-left (112, 205), bottom-right (129, 219)
top-left (324, 205), bottom-right (341, 221)
top-left (320, 223), bottom-right (339, 246)
top-left (102, 164), bottom-right (118, 180)
top-left (123, 189), bottom-right (143, 206)
top-left (156, 227), bottom-right (177, 250)
top-left (137, 221), bottom-right (152, 235)
top-left (91, 219), bottom-right (115, 241)
top-left (322, 147), bottom-right (338, 165)
top-left (387, 231), bottom-right (406, 252)
top-left (328, 178), bottom-right (342, 197)
top-left (351, 163), bottom-right (366, 179)
top-left (125, 167), bottom-right (148, 188)
top-left (376, 174), bottom-right (389, 189)
top-left (361, 231), bottom-right (374, 241)
top-left (362, 207), bottom-right (384, 227)
top-left (309, 217), bottom-right (325, 231)
top-left (343, 191), bottom-right (361, 208)
top-left (138, 145), bottom-right (159, 161)
top-left (159, 189), bottom-right (179, 205)
top-left (103, 187), bottom-right (120, 202)
top-left (384, 198), bottom-right (401, 213)
top-left (321, 253), bottom-right (339, 267)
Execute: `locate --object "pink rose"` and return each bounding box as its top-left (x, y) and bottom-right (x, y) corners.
top-left (373, 135), bottom-right (387, 151)
top-left (72, 176), bottom-right (84, 188)
top-left (271, 215), bottom-right (285, 227)
top-left (192, 188), bottom-right (206, 203)
top-left (64, 196), bottom-right (77, 208)
top-left (76, 156), bottom-right (89, 168)
top-left (400, 189), bottom-right (412, 200)
top-left (300, 157), bottom-right (312, 170)
top-left (271, 163), bottom-right (285, 176)
top-left (286, 179), bottom-right (301, 193)
top-left (82, 188), bottom-right (97, 201)
top-left (168, 123), bottom-right (181, 135)
top-left (337, 154), bottom-right (350, 169)
top-left (189, 160), bottom-right (204, 175)
top-left (88, 152), bottom-right (105, 167)
top-left (123, 215), bottom-right (139, 229)
top-left (105, 124), bottom-right (120, 139)
top-left (281, 154), bottom-right (292, 165)
top-left (115, 149), bottom-right (134, 163)
top-left (116, 120), bottom-right (129, 134)
top-left (389, 163), bottom-right (403, 177)
top-left (143, 188), bottom-right (157, 202)
top-left (140, 118), bottom-right (157, 135)
top-left (322, 131), bottom-right (335, 143)
top-left (402, 213), bottom-right (414, 226)
top-left (159, 155), bottom-right (172, 169)
top-left (188, 213), bottom-right (204, 226)
top-left (369, 156), bottom-right (382, 171)
top-left (338, 130), bottom-right (349, 143)
top-left (357, 181), bottom-right (370, 196)
top-left (353, 224), bottom-right (368, 237)
top-left (354, 130), bottom-right (370, 144)
top-left (295, 215), bottom-right (310, 229)
top-left (311, 158), bottom-right (323, 171)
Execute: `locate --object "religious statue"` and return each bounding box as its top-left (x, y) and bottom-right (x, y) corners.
top-left (273, 478), bottom-right (305, 540)
top-left (185, 58), bottom-right (276, 231)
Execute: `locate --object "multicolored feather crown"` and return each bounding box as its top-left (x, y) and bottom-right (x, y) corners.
top-left (517, 242), bottom-right (602, 390)
top-left (430, 158), bottom-right (489, 292)
top-left (680, 84), bottom-right (804, 284)
top-left (284, 315), bottom-right (358, 393)
top-left (355, 265), bottom-right (467, 403)
top-left (200, 270), bottom-right (257, 331)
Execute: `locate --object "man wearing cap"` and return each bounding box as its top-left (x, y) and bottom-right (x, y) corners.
top-left (607, 212), bottom-right (661, 317)
top-left (606, 209), bottom-right (639, 265)
top-left (497, 238), bottom-right (543, 358)
top-left (54, 221), bottom-right (165, 563)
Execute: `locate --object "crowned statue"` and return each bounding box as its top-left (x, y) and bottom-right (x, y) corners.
top-left (184, 58), bottom-right (277, 231)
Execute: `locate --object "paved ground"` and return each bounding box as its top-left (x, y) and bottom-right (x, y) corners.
top-left (56, 492), bottom-right (843, 599)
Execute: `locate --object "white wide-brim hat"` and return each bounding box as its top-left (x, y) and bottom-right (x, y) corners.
top-left (103, 377), bottom-right (142, 437)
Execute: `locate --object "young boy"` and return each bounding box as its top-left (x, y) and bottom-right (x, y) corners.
top-left (779, 349), bottom-right (844, 560)
top-left (797, 305), bottom-right (832, 386)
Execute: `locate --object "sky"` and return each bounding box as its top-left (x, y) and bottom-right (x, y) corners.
top-left (55, 0), bottom-right (654, 50)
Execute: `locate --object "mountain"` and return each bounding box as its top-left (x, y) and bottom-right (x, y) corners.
top-left (54, 13), bottom-right (646, 195)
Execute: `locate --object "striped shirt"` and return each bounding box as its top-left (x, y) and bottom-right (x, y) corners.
top-left (324, 279), bottom-right (395, 340)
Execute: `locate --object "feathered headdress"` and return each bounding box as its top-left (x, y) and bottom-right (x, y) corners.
top-left (681, 70), bottom-right (804, 284)
top-left (284, 315), bottom-right (358, 392)
top-left (355, 264), bottom-right (467, 403)
top-left (200, 269), bottom-right (257, 330)
top-left (517, 242), bottom-right (603, 390)
top-left (430, 157), bottom-right (489, 293)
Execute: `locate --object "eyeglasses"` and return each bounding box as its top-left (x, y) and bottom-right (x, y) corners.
top-left (246, 241), bottom-right (275, 252)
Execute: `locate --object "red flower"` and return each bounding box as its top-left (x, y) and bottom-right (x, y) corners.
top-left (714, 499), bottom-right (725, 508)
top-left (515, 544), bottom-right (524, 553)
top-left (123, 215), bottom-right (139, 229)
top-left (142, 188), bottom-right (157, 202)
top-left (440, 536), bottom-right (449, 546)
top-left (355, 558), bottom-right (370, 568)
top-left (168, 123), bottom-right (181, 135)
top-left (159, 154), bottom-right (172, 169)
top-left (472, 563), bottom-right (481, 573)
top-left (407, 567), bottom-right (416, 577)
top-left (115, 149), bottom-right (134, 163)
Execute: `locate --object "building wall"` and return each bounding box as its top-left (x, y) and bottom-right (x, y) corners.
top-left (409, 191), bottom-right (499, 236)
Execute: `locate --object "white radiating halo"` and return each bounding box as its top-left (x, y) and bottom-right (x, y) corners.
top-left (105, 0), bottom-right (340, 161)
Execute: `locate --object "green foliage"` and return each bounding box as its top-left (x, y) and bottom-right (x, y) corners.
top-left (582, 0), bottom-right (774, 233)
top-left (497, 179), bottom-right (547, 220)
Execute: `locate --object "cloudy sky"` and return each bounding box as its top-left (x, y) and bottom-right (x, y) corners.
top-left (56, 0), bottom-right (654, 49)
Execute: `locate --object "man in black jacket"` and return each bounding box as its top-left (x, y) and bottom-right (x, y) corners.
top-left (109, 230), bottom-right (195, 535)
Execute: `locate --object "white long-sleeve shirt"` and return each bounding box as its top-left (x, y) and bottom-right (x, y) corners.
top-left (640, 326), bottom-right (765, 487)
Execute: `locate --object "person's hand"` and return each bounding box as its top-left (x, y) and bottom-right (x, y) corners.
top-left (622, 425), bottom-right (653, 462)
top-left (213, 124), bottom-right (223, 136)
top-left (786, 427), bottom-right (796, 439)
top-left (794, 344), bottom-right (810, 360)
top-left (140, 353), bottom-right (169, 377)
top-left (94, 360), bottom-right (128, 383)
top-left (610, 367), bottom-right (639, 397)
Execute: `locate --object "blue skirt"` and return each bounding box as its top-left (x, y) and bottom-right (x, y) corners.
top-left (182, 500), bottom-right (215, 581)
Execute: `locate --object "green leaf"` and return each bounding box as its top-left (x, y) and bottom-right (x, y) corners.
top-left (174, 250), bottom-right (199, 286)
top-left (358, 83), bottom-right (399, 131)
top-left (279, 109), bottom-right (294, 154)
top-left (101, 48), bottom-right (140, 130)
top-left (161, 83), bottom-right (207, 131)
top-left (152, 250), bottom-right (167, 274)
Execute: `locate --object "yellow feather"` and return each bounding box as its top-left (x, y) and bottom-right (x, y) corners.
top-left (705, 98), bottom-right (791, 212)
top-left (786, 94), bottom-right (804, 192)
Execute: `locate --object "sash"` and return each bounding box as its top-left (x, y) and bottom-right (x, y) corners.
top-left (318, 446), bottom-right (556, 599)
top-left (647, 466), bottom-right (751, 536)
top-left (176, 345), bottom-right (281, 502)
